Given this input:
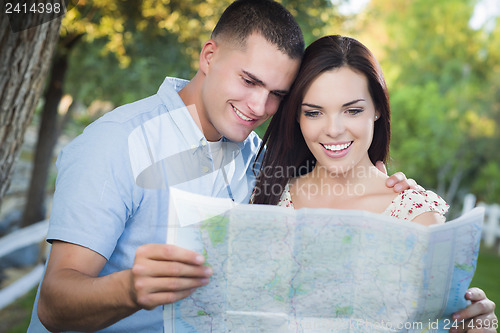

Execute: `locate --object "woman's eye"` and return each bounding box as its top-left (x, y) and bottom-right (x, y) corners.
top-left (303, 110), bottom-right (321, 118)
top-left (347, 108), bottom-right (363, 115)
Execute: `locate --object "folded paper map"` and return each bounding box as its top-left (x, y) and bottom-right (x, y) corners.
top-left (164, 187), bottom-right (484, 333)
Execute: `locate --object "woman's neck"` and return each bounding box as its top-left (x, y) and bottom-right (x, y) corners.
top-left (310, 159), bottom-right (382, 193)
top-left (290, 158), bottom-right (394, 211)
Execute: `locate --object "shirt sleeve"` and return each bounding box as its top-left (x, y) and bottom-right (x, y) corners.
top-left (47, 120), bottom-right (137, 260)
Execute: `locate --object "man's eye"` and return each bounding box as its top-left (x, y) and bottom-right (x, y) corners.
top-left (243, 78), bottom-right (255, 86)
top-left (272, 92), bottom-right (285, 99)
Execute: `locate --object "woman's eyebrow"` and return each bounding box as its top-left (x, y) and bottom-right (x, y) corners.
top-left (343, 99), bottom-right (365, 107)
top-left (302, 103), bottom-right (323, 109)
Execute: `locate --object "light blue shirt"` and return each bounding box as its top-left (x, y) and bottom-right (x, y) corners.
top-left (28, 77), bottom-right (262, 332)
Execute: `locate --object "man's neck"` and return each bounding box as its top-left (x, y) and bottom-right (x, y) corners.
top-left (178, 73), bottom-right (201, 126)
top-left (178, 72), bottom-right (222, 142)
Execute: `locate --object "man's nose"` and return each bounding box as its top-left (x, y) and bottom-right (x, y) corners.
top-left (248, 88), bottom-right (269, 117)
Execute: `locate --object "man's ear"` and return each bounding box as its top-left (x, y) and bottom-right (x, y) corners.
top-left (199, 40), bottom-right (217, 75)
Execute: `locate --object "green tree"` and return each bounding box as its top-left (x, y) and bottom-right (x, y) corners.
top-left (65, 0), bottom-right (347, 105)
top-left (363, 0), bottom-right (500, 213)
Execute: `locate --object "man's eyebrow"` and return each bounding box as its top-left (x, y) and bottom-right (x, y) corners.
top-left (343, 99), bottom-right (365, 107)
top-left (242, 70), bottom-right (289, 95)
top-left (242, 70), bottom-right (264, 86)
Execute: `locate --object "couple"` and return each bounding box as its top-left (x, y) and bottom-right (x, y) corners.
top-left (29, 0), bottom-right (495, 332)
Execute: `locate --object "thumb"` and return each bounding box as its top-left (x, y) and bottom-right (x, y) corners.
top-left (375, 161), bottom-right (387, 175)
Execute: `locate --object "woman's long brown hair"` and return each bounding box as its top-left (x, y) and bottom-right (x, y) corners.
top-left (252, 35), bottom-right (391, 205)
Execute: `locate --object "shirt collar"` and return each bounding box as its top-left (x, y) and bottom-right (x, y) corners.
top-left (157, 77), bottom-right (205, 152)
top-left (157, 76), bottom-right (246, 153)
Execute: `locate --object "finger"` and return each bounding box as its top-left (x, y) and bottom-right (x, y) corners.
top-left (452, 313), bottom-right (498, 333)
top-left (386, 172), bottom-right (408, 192)
top-left (386, 171), bottom-right (404, 187)
top-left (375, 161), bottom-right (387, 175)
top-left (135, 276), bottom-right (210, 295)
top-left (472, 312), bottom-right (499, 331)
top-left (406, 178), bottom-right (419, 190)
top-left (387, 176), bottom-right (420, 193)
top-left (133, 260), bottom-right (213, 278)
top-left (134, 277), bottom-right (209, 309)
top-left (415, 184), bottom-right (425, 191)
top-left (136, 287), bottom-right (198, 310)
top-left (465, 288), bottom-right (487, 302)
top-left (452, 298), bottom-right (496, 324)
top-left (451, 319), bottom-right (468, 333)
top-left (466, 325), bottom-right (499, 333)
top-left (136, 244), bottom-right (205, 266)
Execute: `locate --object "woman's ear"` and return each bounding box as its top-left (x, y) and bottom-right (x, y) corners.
top-left (375, 111), bottom-right (381, 121)
top-left (199, 40), bottom-right (217, 75)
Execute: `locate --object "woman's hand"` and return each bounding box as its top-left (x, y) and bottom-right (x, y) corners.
top-left (375, 161), bottom-right (423, 192)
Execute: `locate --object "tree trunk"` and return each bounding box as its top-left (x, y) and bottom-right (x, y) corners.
top-left (0, 9), bottom-right (62, 206)
top-left (21, 53), bottom-right (68, 227)
top-left (21, 32), bottom-right (83, 227)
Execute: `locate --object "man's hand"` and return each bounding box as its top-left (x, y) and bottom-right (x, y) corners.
top-left (130, 244), bottom-right (213, 310)
top-left (375, 161), bottom-right (423, 193)
top-left (38, 241), bottom-right (212, 332)
top-left (450, 287), bottom-right (497, 332)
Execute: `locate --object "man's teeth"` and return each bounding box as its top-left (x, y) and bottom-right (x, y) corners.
top-left (323, 142), bottom-right (352, 151)
top-left (233, 106), bottom-right (253, 121)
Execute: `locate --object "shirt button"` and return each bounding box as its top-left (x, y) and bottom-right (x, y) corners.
top-left (191, 144), bottom-right (197, 149)
top-left (201, 140), bottom-right (207, 146)
top-left (202, 166), bottom-right (210, 173)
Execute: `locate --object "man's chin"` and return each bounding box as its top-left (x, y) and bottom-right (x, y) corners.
top-left (222, 130), bottom-right (254, 143)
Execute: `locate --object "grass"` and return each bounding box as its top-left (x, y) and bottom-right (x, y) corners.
top-left (470, 245), bottom-right (500, 308)
top-left (0, 245), bottom-right (498, 332)
top-left (0, 287), bottom-right (37, 333)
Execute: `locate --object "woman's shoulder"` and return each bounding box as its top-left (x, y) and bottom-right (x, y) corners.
top-left (383, 189), bottom-right (449, 221)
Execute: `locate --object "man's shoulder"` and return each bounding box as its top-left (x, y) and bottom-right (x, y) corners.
top-left (94, 76), bottom-right (188, 127)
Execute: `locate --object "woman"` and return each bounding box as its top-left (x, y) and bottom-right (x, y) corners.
top-left (253, 35), bottom-right (496, 331)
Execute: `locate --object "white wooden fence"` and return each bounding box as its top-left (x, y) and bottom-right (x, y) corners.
top-left (462, 193), bottom-right (500, 255)
top-left (0, 220), bottom-right (48, 310)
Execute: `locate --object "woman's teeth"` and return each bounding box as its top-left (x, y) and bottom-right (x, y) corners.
top-left (323, 142), bottom-right (352, 151)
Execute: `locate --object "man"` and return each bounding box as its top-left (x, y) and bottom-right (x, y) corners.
top-left (28, 0), bottom-right (495, 332)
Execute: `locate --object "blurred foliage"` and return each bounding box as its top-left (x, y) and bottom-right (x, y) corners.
top-left (360, 0), bottom-right (500, 214)
top-left (63, 0), bottom-right (347, 106)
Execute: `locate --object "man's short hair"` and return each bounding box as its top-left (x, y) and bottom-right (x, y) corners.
top-left (211, 0), bottom-right (304, 59)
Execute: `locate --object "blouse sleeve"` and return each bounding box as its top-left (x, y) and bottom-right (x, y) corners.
top-left (384, 189), bottom-right (449, 222)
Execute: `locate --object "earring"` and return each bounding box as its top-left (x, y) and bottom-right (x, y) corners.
top-left (375, 115), bottom-right (378, 120)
